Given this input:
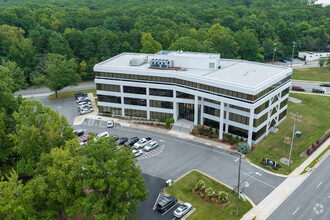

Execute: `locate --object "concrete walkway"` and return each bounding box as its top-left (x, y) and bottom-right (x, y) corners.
top-left (241, 138), bottom-right (330, 220)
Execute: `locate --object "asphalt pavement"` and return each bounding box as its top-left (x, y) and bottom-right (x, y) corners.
top-left (268, 156), bottom-right (330, 220)
top-left (291, 81), bottom-right (330, 94)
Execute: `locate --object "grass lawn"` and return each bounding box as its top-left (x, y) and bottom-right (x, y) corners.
top-left (165, 170), bottom-right (252, 220)
top-left (301, 145), bottom-right (330, 174)
top-left (292, 67), bottom-right (330, 82)
top-left (48, 89), bottom-right (96, 101)
top-left (248, 93), bottom-right (330, 175)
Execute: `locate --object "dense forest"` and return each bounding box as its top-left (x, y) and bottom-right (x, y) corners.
top-left (0, 0), bottom-right (329, 86)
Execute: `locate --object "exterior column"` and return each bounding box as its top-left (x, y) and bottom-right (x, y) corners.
top-left (173, 90), bottom-right (178, 121)
top-left (225, 104), bottom-right (229, 133)
top-left (194, 95), bottom-right (198, 125)
top-left (219, 101), bottom-right (224, 140)
top-left (248, 108), bottom-right (254, 146)
top-left (200, 97), bottom-right (204, 125)
top-left (146, 86), bottom-right (150, 120)
top-left (265, 99), bottom-right (271, 133)
top-left (120, 85), bottom-right (124, 117)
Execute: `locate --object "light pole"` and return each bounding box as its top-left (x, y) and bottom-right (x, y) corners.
top-left (272, 42), bottom-right (277, 62)
top-left (288, 112), bottom-right (302, 167)
top-left (235, 150), bottom-right (245, 215)
top-left (291, 42), bottom-right (297, 67)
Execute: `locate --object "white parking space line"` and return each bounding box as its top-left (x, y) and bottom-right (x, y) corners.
top-left (162, 202), bottom-right (178, 216)
top-left (292, 207), bottom-right (300, 215)
top-left (235, 158), bottom-right (240, 162)
top-left (243, 172), bottom-right (276, 189)
top-left (153, 193), bottom-right (163, 210)
top-left (88, 119), bottom-right (94, 126)
top-left (316, 181), bottom-right (322, 188)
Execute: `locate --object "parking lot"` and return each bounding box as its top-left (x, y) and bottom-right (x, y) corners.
top-left (35, 95), bottom-right (286, 219)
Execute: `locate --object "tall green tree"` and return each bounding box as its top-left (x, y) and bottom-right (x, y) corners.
top-left (234, 29), bottom-right (264, 61)
top-left (48, 32), bottom-right (73, 57)
top-left (140, 33), bottom-right (162, 54)
top-left (1, 60), bottom-right (27, 92)
top-left (44, 53), bottom-right (80, 97)
top-left (10, 99), bottom-right (74, 175)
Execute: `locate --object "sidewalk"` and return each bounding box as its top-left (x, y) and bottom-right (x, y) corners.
top-left (241, 138), bottom-right (330, 220)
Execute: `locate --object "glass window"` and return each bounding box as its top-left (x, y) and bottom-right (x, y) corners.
top-left (149, 88), bottom-right (173, 97)
top-left (150, 112), bottom-right (173, 120)
top-left (98, 106), bottom-right (122, 116)
top-left (176, 91), bottom-right (194, 99)
top-left (150, 100), bottom-right (173, 109)
top-left (204, 106), bottom-right (220, 117)
top-left (123, 86), bottom-right (146, 94)
top-left (98, 95), bottom-right (121, 103)
top-left (124, 109), bottom-right (147, 118)
top-left (228, 125), bottom-right (248, 138)
top-left (124, 97), bottom-right (147, 106)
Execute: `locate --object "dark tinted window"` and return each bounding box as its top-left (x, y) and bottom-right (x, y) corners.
top-left (123, 86), bottom-right (146, 94)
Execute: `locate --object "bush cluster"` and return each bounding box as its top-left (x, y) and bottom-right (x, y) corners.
top-left (194, 180), bottom-right (229, 204)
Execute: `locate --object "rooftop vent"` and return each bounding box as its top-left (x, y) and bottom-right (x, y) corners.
top-left (129, 56), bottom-right (148, 66)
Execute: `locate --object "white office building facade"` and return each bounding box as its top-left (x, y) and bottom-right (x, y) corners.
top-left (94, 51), bottom-right (292, 146)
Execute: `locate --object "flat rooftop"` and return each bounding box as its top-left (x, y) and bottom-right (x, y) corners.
top-left (94, 52), bottom-right (291, 91)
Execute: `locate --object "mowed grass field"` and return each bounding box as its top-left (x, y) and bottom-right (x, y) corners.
top-left (165, 170), bottom-right (252, 220)
top-left (248, 93), bottom-right (330, 174)
top-left (292, 67), bottom-right (330, 82)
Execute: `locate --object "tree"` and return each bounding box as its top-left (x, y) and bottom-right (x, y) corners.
top-left (140, 33), bottom-right (162, 54)
top-left (234, 29), bottom-right (264, 61)
top-left (168, 36), bottom-right (197, 52)
top-left (70, 136), bottom-right (148, 219)
top-left (1, 60), bottom-right (27, 92)
top-left (48, 32), bottom-right (73, 57)
top-left (319, 57), bottom-right (326, 67)
top-left (10, 99), bottom-right (74, 175)
top-left (44, 53), bottom-right (80, 97)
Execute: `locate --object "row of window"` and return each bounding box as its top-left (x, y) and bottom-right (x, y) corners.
top-left (204, 106), bottom-right (220, 117)
top-left (150, 100), bottom-right (173, 109)
top-left (96, 84), bottom-right (120, 92)
top-left (229, 112), bottom-right (249, 125)
top-left (150, 112), bottom-right (173, 120)
top-left (149, 88), bottom-right (173, 97)
top-left (125, 109), bottom-right (147, 118)
top-left (96, 72), bottom-right (290, 102)
top-left (99, 106), bottom-right (122, 115)
top-left (98, 95), bottom-right (121, 103)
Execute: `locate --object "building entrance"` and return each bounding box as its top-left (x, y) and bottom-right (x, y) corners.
top-left (178, 103), bottom-right (195, 122)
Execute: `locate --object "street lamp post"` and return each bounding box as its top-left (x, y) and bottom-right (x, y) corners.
top-left (288, 112), bottom-right (302, 167)
top-left (235, 150), bottom-right (245, 215)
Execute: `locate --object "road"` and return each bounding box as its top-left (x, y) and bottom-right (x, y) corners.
top-left (291, 81), bottom-right (330, 94)
top-left (268, 156), bottom-right (330, 220)
top-left (14, 82), bottom-right (95, 97)
top-left (28, 95), bottom-right (285, 219)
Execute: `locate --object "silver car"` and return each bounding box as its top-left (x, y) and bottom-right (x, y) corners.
top-left (144, 141), bottom-right (159, 152)
top-left (173, 202), bottom-right (192, 218)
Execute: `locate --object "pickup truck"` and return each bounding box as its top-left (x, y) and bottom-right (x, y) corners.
top-left (133, 137), bottom-right (152, 149)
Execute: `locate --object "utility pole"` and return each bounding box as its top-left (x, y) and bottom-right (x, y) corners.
top-left (272, 42), bottom-right (277, 62)
top-left (235, 150), bottom-right (244, 215)
top-left (288, 112), bottom-right (302, 167)
top-left (291, 42), bottom-right (297, 67)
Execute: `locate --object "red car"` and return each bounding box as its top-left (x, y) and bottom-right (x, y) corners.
top-left (291, 86), bottom-right (305, 92)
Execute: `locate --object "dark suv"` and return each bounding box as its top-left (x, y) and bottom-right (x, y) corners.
top-left (124, 137), bottom-right (139, 146)
top-left (312, 88), bottom-right (325, 93)
top-left (116, 137), bottom-right (128, 145)
top-left (157, 196), bottom-right (177, 213)
top-left (291, 86), bottom-right (305, 92)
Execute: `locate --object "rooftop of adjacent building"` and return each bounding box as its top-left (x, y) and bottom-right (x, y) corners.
top-left (94, 51), bottom-right (291, 90)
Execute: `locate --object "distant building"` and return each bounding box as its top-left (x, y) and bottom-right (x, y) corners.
top-left (94, 51), bottom-right (292, 146)
top-left (298, 51), bottom-right (330, 62)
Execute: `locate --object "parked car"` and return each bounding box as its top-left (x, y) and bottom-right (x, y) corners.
top-left (76, 96), bottom-right (88, 102)
top-left (124, 136), bottom-right (139, 146)
top-left (133, 137), bottom-right (152, 149)
top-left (73, 129), bottom-right (84, 136)
top-left (75, 92), bottom-right (87, 100)
top-left (78, 99), bottom-right (91, 105)
top-left (291, 86), bottom-right (305, 91)
top-left (132, 149), bottom-right (143, 157)
top-left (157, 196), bottom-right (177, 213)
top-left (173, 202), bottom-right (192, 218)
top-left (312, 88), bottom-right (325, 93)
top-left (78, 102), bottom-right (92, 109)
top-left (117, 137), bottom-right (128, 145)
top-left (320, 83), bottom-right (330, 87)
top-left (112, 135), bottom-right (119, 141)
top-left (107, 119), bottom-right (114, 128)
top-left (144, 141), bottom-right (159, 152)
top-left (96, 132), bottom-right (109, 139)
top-left (80, 108), bottom-right (93, 115)
top-left (79, 142), bottom-right (87, 147)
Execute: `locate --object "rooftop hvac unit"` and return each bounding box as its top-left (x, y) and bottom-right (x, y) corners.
top-left (129, 56), bottom-right (148, 66)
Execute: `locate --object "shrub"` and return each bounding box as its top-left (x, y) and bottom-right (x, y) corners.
top-left (195, 180), bottom-right (206, 190)
top-left (165, 118), bottom-right (175, 127)
top-left (208, 133), bottom-right (213, 138)
top-left (312, 143), bottom-right (318, 149)
top-left (160, 118), bottom-right (166, 123)
top-left (240, 137), bottom-right (244, 142)
top-left (218, 191), bottom-right (229, 202)
top-left (237, 142), bottom-right (251, 154)
top-left (315, 139), bottom-right (320, 145)
top-left (209, 125), bottom-right (213, 132)
top-left (213, 133), bottom-right (218, 138)
top-left (205, 187), bottom-right (215, 197)
top-left (215, 128), bottom-right (219, 134)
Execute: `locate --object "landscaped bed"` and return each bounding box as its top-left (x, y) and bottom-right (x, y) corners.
top-left (165, 170), bottom-right (252, 219)
top-left (248, 93), bottom-right (330, 175)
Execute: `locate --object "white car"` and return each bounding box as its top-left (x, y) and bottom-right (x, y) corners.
top-left (133, 137), bottom-right (152, 149)
top-left (96, 132), bottom-right (109, 139)
top-left (173, 202), bottom-right (192, 218)
top-left (144, 141), bottom-right (159, 152)
top-left (80, 108), bottom-right (93, 115)
top-left (107, 119), bottom-right (114, 128)
top-left (78, 103), bottom-right (92, 109)
top-left (132, 149), bottom-right (143, 157)
top-left (80, 142), bottom-right (87, 147)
